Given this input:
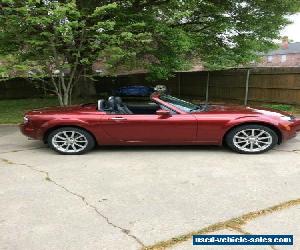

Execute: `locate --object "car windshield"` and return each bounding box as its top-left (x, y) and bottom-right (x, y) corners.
top-left (160, 94), bottom-right (202, 112)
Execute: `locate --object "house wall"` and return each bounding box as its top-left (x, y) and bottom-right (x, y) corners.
top-left (257, 53), bottom-right (300, 67)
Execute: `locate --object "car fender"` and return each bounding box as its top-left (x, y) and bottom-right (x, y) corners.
top-left (225, 115), bottom-right (280, 130)
top-left (41, 118), bottom-right (90, 131)
top-left (40, 118), bottom-right (93, 140)
top-left (40, 118), bottom-right (114, 144)
top-left (222, 115), bottom-right (283, 140)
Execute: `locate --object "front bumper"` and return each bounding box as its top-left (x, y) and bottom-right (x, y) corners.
top-left (292, 118), bottom-right (300, 131)
top-left (19, 123), bottom-right (43, 140)
top-left (296, 119), bottom-right (300, 131)
top-left (280, 118), bottom-right (300, 141)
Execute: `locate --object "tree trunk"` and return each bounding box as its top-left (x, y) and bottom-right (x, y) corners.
top-left (63, 92), bottom-right (69, 106)
top-left (51, 75), bottom-right (71, 106)
top-left (57, 94), bottom-right (63, 106)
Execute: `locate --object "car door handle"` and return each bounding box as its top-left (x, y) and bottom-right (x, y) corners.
top-left (110, 117), bottom-right (127, 121)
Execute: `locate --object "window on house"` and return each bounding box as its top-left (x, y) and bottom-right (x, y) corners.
top-left (281, 54), bottom-right (287, 63)
top-left (267, 55), bottom-right (273, 62)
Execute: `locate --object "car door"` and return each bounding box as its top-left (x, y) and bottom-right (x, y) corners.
top-left (100, 113), bottom-right (197, 144)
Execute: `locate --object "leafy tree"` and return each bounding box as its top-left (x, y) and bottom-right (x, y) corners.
top-left (1, 0), bottom-right (299, 105)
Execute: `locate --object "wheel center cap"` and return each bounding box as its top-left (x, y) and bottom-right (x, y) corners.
top-left (67, 138), bottom-right (74, 144)
top-left (248, 137), bottom-right (256, 142)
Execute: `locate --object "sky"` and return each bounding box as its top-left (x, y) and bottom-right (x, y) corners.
top-left (280, 13), bottom-right (300, 42)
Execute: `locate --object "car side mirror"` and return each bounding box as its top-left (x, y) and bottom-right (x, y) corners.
top-left (156, 109), bottom-right (171, 117)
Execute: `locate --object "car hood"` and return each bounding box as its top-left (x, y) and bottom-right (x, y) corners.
top-left (196, 104), bottom-right (293, 118)
top-left (25, 104), bottom-right (97, 115)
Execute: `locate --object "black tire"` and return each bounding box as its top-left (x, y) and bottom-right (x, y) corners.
top-left (48, 127), bottom-right (95, 155)
top-left (225, 124), bottom-right (278, 154)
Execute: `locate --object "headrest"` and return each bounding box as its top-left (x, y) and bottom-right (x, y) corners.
top-left (97, 99), bottom-right (105, 111)
top-left (115, 96), bottom-right (122, 104)
top-left (108, 96), bottom-right (116, 110)
top-left (108, 96), bottom-right (115, 102)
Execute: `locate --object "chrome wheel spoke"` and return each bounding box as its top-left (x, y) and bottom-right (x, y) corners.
top-left (75, 140), bottom-right (87, 144)
top-left (57, 135), bottom-right (66, 140)
top-left (235, 136), bottom-right (247, 140)
top-left (63, 131), bottom-right (68, 138)
top-left (254, 142), bottom-right (262, 148)
top-left (257, 131), bottom-right (265, 137)
top-left (75, 135), bottom-right (84, 140)
top-left (241, 131), bottom-right (249, 137)
top-left (241, 142), bottom-right (250, 148)
top-left (74, 142), bottom-right (85, 148)
top-left (257, 136), bottom-right (271, 140)
top-left (257, 141), bottom-right (270, 145)
top-left (75, 136), bottom-right (87, 142)
top-left (55, 140), bottom-right (66, 142)
top-left (236, 140), bottom-right (248, 144)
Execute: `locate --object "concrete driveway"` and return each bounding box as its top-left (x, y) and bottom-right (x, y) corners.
top-left (1, 125), bottom-right (300, 250)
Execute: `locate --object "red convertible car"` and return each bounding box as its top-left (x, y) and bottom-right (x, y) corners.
top-left (20, 93), bottom-right (300, 155)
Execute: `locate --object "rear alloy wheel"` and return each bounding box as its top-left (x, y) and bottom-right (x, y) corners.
top-left (226, 125), bottom-right (278, 154)
top-left (48, 127), bottom-right (95, 155)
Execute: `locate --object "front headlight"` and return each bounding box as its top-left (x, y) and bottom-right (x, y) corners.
top-left (23, 116), bottom-right (29, 124)
top-left (280, 115), bottom-right (295, 121)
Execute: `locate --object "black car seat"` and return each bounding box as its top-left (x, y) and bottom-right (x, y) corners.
top-left (115, 97), bottom-right (133, 114)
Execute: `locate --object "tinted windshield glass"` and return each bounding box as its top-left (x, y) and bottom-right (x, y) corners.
top-left (160, 95), bottom-right (199, 112)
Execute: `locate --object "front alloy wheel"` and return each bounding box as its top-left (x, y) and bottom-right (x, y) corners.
top-left (48, 127), bottom-right (95, 154)
top-left (226, 125), bottom-right (278, 154)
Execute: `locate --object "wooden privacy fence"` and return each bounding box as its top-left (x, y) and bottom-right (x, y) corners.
top-left (177, 67), bottom-right (300, 105)
top-left (95, 67), bottom-right (300, 105)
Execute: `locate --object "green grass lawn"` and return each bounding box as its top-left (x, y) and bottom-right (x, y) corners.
top-left (262, 104), bottom-right (300, 114)
top-left (0, 98), bottom-right (60, 124)
top-left (0, 97), bottom-right (95, 124)
top-left (262, 104), bottom-right (294, 112)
